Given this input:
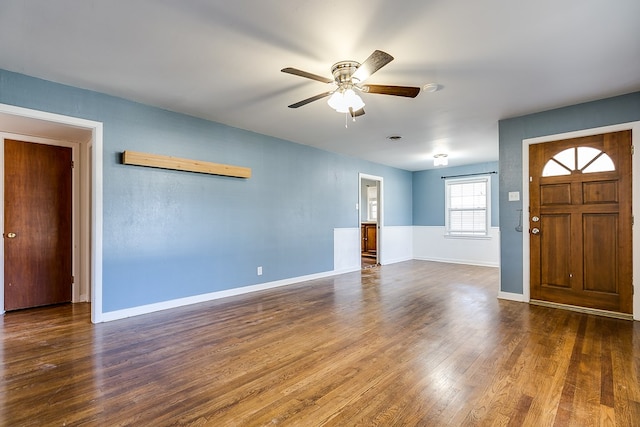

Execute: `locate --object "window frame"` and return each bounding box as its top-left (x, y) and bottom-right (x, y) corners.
top-left (444, 175), bottom-right (491, 238)
top-left (542, 146), bottom-right (615, 177)
top-left (366, 185), bottom-right (378, 221)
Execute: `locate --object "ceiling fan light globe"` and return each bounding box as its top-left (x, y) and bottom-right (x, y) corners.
top-left (327, 90), bottom-right (365, 113)
top-left (327, 91), bottom-right (344, 111)
top-left (344, 89), bottom-right (365, 110)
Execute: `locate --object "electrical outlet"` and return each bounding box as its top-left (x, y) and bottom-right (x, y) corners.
top-left (257, 266), bottom-right (263, 276)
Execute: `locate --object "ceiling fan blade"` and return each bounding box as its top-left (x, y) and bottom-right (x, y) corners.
top-left (349, 107), bottom-right (365, 117)
top-left (281, 67), bottom-right (333, 84)
top-left (351, 50), bottom-right (394, 83)
top-left (288, 91), bottom-right (333, 108)
top-left (362, 84), bottom-right (420, 98)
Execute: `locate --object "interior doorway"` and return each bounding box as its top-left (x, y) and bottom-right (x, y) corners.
top-left (0, 103), bottom-right (103, 323)
top-left (359, 173), bottom-right (382, 269)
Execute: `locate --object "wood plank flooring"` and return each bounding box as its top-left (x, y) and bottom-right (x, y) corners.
top-left (1, 260), bottom-right (639, 426)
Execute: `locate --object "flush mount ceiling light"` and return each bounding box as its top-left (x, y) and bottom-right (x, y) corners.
top-left (434, 153), bottom-right (448, 166)
top-left (423, 83), bottom-right (441, 93)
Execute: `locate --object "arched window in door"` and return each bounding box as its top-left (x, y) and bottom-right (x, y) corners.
top-left (542, 146), bottom-right (615, 177)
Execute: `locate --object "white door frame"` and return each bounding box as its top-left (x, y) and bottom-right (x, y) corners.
top-left (521, 121), bottom-right (640, 320)
top-left (0, 103), bottom-right (104, 323)
top-left (359, 173), bottom-right (383, 265)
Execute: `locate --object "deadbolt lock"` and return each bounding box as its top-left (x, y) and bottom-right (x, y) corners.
top-left (531, 228), bottom-right (540, 235)
top-left (5, 232), bottom-right (16, 238)
top-left (531, 216), bottom-right (540, 222)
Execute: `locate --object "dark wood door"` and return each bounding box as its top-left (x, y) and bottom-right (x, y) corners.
top-left (529, 130), bottom-right (632, 313)
top-left (4, 139), bottom-right (73, 310)
top-left (361, 223), bottom-right (377, 255)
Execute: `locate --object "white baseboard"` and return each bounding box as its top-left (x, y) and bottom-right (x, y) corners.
top-left (414, 256), bottom-right (500, 268)
top-left (333, 266), bottom-right (362, 275)
top-left (100, 269), bottom-right (343, 322)
top-left (97, 225), bottom-right (522, 322)
top-left (497, 291), bottom-right (527, 302)
top-left (381, 256), bottom-right (413, 265)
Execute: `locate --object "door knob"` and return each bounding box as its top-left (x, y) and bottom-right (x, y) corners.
top-left (5, 232), bottom-right (16, 238)
top-left (531, 228), bottom-right (540, 235)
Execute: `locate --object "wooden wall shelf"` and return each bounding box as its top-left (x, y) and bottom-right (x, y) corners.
top-left (122, 150), bottom-right (251, 179)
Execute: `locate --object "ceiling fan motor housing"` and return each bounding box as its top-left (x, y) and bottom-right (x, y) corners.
top-left (331, 61), bottom-right (361, 85)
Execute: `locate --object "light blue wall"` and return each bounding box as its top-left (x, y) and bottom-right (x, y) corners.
top-left (9, 68), bottom-right (635, 312)
top-left (0, 69), bottom-right (413, 313)
top-left (412, 162), bottom-right (499, 227)
top-left (498, 92), bottom-right (640, 294)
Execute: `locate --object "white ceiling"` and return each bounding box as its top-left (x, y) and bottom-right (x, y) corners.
top-left (1, 0), bottom-right (639, 171)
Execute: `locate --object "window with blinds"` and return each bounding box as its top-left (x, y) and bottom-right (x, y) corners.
top-left (445, 176), bottom-right (490, 236)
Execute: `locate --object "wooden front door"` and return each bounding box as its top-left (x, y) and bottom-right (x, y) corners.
top-left (4, 139), bottom-right (73, 310)
top-left (529, 130), bottom-right (632, 313)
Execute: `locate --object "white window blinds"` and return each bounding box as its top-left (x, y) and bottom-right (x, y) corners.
top-left (445, 176), bottom-right (490, 236)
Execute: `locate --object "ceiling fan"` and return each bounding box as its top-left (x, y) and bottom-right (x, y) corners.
top-left (281, 50), bottom-right (420, 119)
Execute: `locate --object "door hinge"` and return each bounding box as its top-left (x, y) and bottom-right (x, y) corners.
top-left (632, 145), bottom-right (634, 155)
top-left (71, 160), bottom-right (75, 168)
top-left (71, 275), bottom-right (75, 284)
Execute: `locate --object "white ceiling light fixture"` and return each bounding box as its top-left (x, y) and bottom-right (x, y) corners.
top-left (327, 86), bottom-right (365, 113)
top-left (423, 83), bottom-right (441, 93)
top-left (434, 153), bottom-right (448, 166)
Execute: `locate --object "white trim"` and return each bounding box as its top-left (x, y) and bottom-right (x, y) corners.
top-left (498, 291), bottom-right (527, 302)
top-left (413, 257), bottom-right (499, 268)
top-left (530, 299), bottom-right (633, 321)
top-left (412, 257), bottom-right (499, 268)
top-left (522, 121), bottom-right (640, 321)
top-left (359, 173), bottom-right (383, 264)
top-left (91, 124), bottom-right (104, 323)
top-left (334, 227), bottom-right (361, 273)
top-left (379, 225), bottom-right (413, 265)
top-left (444, 174), bottom-right (492, 237)
top-left (0, 138), bottom-right (3, 313)
top-left (101, 268), bottom-right (345, 322)
top-left (0, 103), bottom-right (104, 323)
top-left (414, 226), bottom-right (500, 267)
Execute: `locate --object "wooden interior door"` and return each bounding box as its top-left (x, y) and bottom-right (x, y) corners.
top-left (529, 130), bottom-right (632, 313)
top-left (362, 223), bottom-right (377, 255)
top-left (4, 139), bottom-right (73, 310)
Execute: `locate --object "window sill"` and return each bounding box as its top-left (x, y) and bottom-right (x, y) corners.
top-left (444, 234), bottom-right (492, 240)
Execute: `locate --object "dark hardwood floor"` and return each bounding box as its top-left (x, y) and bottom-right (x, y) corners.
top-left (1, 260), bottom-right (639, 426)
